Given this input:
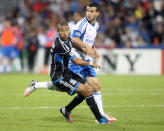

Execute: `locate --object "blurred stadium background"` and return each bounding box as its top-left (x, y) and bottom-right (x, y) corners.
top-left (0, 0), bottom-right (164, 131)
top-left (0, 0), bottom-right (163, 74)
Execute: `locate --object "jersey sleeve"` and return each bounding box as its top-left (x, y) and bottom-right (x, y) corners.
top-left (72, 18), bottom-right (87, 38)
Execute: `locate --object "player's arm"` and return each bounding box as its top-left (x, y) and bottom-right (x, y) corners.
top-left (54, 39), bottom-right (100, 69)
top-left (71, 19), bottom-right (94, 57)
top-left (92, 45), bottom-right (100, 61)
top-left (72, 37), bottom-right (94, 57)
top-left (71, 57), bottom-right (101, 69)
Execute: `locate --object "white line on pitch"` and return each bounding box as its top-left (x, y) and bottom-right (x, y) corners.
top-left (0, 92), bottom-right (163, 97)
top-left (0, 104), bottom-right (164, 110)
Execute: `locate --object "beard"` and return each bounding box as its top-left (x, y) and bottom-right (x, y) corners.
top-left (87, 16), bottom-right (96, 23)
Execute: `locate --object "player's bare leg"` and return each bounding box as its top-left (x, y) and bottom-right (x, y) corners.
top-left (86, 77), bottom-right (117, 121)
top-left (60, 83), bottom-right (113, 124)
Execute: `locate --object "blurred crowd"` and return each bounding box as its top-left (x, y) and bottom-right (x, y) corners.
top-left (0, 0), bottom-right (164, 73)
top-left (95, 0), bottom-right (164, 48)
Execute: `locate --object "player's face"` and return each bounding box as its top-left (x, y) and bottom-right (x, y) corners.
top-left (86, 6), bottom-right (99, 22)
top-left (58, 26), bottom-right (70, 41)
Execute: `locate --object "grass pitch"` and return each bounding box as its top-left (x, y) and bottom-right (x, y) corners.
top-left (0, 74), bottom-right (164, 131)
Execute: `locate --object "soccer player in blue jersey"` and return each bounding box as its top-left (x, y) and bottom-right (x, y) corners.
top-left (67, 2), bottom-right (116, 122)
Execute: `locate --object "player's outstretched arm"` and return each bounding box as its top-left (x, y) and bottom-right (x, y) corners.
top-left (92, 46), bottom-right (100, 61)
top-left (72, 37), bottom-right (95, 57)
top-left (72, 57), bottom-right (101, 69)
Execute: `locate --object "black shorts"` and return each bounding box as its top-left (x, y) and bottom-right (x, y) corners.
top-left (50, 70), bottom-right (86, 96)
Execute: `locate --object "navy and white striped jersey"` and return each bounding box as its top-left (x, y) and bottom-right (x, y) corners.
top-left (50, 37), bottom-right (76, 80)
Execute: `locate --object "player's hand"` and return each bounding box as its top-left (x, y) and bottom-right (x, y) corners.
top-left (93, 46), bottom-right (100, 61)
top-left (94, 53), bottom-right (100, 61)
top-left (72, 37), bottom-right (95, 57)
top-left (87, 47), bottom-right (95, 57)
top-left (90, 63), bottom-right (101, 69)
top-left (81, 45), bottom-right (94, 57)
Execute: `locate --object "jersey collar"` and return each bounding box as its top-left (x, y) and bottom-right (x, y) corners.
top-left (58, 36), bottom-right (71, 43)
top-left (86, 17), bottom-right (95, 26)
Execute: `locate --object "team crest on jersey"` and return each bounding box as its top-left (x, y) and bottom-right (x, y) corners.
top-left (75, 32), bottom-right (81, 37)
top-left (70, 79), bottom-right (77, 86)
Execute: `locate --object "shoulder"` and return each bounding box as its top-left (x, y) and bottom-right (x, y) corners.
top-left (76, 17), bottom-right (88, 30)
top-left (53, 37), bottom-right (63, 48)
top-left (95, 21), bottom-right (99, 30)
top-left (95, 21), bottom-right (99, 26)
top-left (51, 37), bottom-right (58, 49)
top-left (53, 37), bottom-right (71, 54)
top-left (54, 37), bottom-right (60, 45)
top-left (77, 17), bottom-right (87, 24)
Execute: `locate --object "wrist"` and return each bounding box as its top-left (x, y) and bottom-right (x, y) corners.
top-left (89, 61), bottom-right (93, 66)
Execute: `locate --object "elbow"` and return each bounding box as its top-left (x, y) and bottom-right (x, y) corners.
top-left (72, 37), bottom-right (78, 40)
top-left (72, 37), bottom-right (77, 43)
top-left (72, 58), bottom-right (80, 65)
top-left (74, 60), bottom-right (80, 65)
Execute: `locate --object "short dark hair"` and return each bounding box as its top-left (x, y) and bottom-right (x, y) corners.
top-left (87, 2), bottom-right (100, 11)
top-left (57, 21), bottom-right (68, 31)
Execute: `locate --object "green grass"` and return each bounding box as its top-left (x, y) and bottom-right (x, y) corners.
top-left (0, 74), bottom-right (164, 131)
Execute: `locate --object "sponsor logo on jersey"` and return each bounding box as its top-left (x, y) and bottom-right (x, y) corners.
top-left (60, 80), bottom-right (74, 90)
top-left (85, 39), bottom-right (94, 43)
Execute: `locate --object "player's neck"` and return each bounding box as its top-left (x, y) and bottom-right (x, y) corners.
top-left (86, 17), bottom-right (96, 25)
top-left (90, 20), bottom-right (96, 25)
top-left (59, 36), bottom-right (69, 42)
